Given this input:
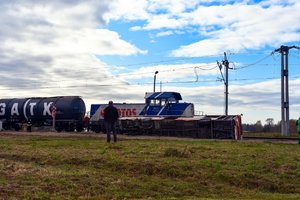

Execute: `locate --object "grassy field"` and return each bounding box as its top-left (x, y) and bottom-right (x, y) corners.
top-left (0, 133), bottom-right (299, 200)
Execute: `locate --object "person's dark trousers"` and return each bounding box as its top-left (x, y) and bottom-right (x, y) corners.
top-left (298, 132), bottom-right (300, 144)
top-left (105, 122), bottom-right (117, 143)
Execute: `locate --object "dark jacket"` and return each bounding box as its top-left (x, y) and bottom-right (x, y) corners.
top-left (104, 105), bottom-right (119, 123)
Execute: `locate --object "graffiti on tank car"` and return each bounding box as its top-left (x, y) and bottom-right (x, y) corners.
top-left (11, 103), bottom-right (19, 116)
top-left (0, 103), bottom-right (6, 116)
top-left (0, 101), bottom-right (53, 117)
top-left (29, 102), bottom-right (37, 115)
top-left (43, 102), bottom-right (53, 116)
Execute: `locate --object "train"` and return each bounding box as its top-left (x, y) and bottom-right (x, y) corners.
top-left (0, 92), bottom-right (242, 139)
top-left (90, 92), bottom-right (242, 139)
top-left (0, 96), bottom-right (85, 132)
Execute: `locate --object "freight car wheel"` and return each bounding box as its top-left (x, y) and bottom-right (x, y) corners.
top-left (2, 122), bottom-right (9, 130)
top-left (65, 127), bottom-right (74, 132)
top-left (55, 126), bottom-right (63, 132)
top-left (93, 126), bottom-right (101, 133)
top-left (76, 125), bottom-right (83, 132)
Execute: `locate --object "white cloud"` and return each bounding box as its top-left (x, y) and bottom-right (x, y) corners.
top-left (0, 1), bottom-right (146, 106)
top-left (147, 0), bottom-right (200, 14)
top-left (3, 28), bottom-right (146, 56)
top-left (104, 0), bottom-right (149, 21)
top-left (106, 0), bottom-right (300, 56)
top-left (156, 30), bottom-right (173, 37)
top-left (171, 2), bottom-right (300, 56)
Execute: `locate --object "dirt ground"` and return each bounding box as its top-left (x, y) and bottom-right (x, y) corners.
top-left (0, 130), bottom-right (299, 144)
top-left (0, 130), bottom-right (199, 141)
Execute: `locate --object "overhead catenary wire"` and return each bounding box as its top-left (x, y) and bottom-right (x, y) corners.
top-left (1, 50), bottom-right (299, 92)
top-left (4, 61), bottom-right (299, 86)
top-left (233, 53), bottom-right (274, 70)
top-left (108, 54), bottom-right (224, 67)
top-left (1, 52), bottom-right (299, 90)
top-left (2, 74), bottom-right (300, 91)
top-left (115, 63), bottom-right (217, 77)
top-left (0, 63), bottom-right (220, 88)
top-left (289, 53), bottom-right (300, 59)
top-left (0, 62), bottom-right (218, 79)
top-left (0, 51), bottom-right (284, 77)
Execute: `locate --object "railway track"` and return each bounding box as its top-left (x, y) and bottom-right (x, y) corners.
top-left (243, 136), bottom-right (299, 142)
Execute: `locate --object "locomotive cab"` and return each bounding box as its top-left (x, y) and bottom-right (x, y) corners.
top-left (141, 92), bottom-right (194, 117)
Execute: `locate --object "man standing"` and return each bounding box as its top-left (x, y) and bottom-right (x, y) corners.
top-left (104, 101), bottom-right (119, 143)
top-left (296, 117), bottom-right (300, 144)
top-left (83, 114), bottom-right (90, 132)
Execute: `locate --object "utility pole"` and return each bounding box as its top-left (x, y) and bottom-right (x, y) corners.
top-left (274, 45), bottom-right (300, 136)
top-left (217, 52), bottom-right (230, 116)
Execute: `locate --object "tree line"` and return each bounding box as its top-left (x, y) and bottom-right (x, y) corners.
top-left (242, 118), bottom-right (298, 133)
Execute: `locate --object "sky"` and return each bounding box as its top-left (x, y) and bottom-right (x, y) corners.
top-left (0, 0), bottom-right (300, 124)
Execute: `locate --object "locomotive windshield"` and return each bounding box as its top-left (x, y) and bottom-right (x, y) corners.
top-left (145, 92), bottom-right (182, 105)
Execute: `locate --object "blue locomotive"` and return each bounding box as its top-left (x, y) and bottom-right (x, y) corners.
top-left (90, 92), bottom-right (242, 139)
top-left (89, 92), bottom-right (193, 132)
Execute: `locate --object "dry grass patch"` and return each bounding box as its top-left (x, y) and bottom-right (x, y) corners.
top-left (0, 134), bottom-right (299, 199)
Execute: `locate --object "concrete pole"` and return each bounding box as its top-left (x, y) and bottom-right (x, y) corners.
top-left (224, 53), bottom-right (229, 116)
top-left (280, 48), bottom-right (286, 136)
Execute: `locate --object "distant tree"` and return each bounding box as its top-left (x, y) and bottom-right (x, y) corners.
top-left (265, 118), bottom-right (274, 126)
top-left (242, 123), bottom-right (256, 132)
top-left (263, 118), bottom-right (274, 132)
top-left (273, 121), bottom-right (281, 132)
top-left (289, 119), bottom-right (297, 134)
top-left (242, 118), bottom-right (299, 134)
top-left (255, 120), bottom-right (263, 132)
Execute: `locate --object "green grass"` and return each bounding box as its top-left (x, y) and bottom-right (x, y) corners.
top-left (0, 134), bottom-right (299, 199)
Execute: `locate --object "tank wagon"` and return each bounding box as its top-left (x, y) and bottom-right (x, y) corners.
top-left (90, 92), bottom-right (242, 139)
top-left (0, 96), bottom-right (85, 132)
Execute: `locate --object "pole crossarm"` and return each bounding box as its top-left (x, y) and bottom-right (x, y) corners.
top-left (274, 45), bottom-right (300, 53)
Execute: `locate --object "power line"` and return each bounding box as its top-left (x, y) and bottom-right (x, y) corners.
top-left (3, 74), bottom-right (300, 91)
top-left (2, 50), bottom-right (293, 80)
top-left (0, 62), bottom-right (218, 78)
top-left (1, 50), bottom-right (299, 92)
top-left (289, 53), bottom-right (300, 59)
top-left (233, 54), bottom-right (273, 70)
top-left (115, 63), bottom-right (217, 77)
top-left (109, 54), bottom-right (223, 67)
top-left (228, 50), bottom-right (275, 56)
top-left (4, 60), bottom-right (299, 86)
top-left (0, 51), bottom-right (282, 77)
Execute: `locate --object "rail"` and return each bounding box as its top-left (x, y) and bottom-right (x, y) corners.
top-left (243, 136), bottom-right (299, 141)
